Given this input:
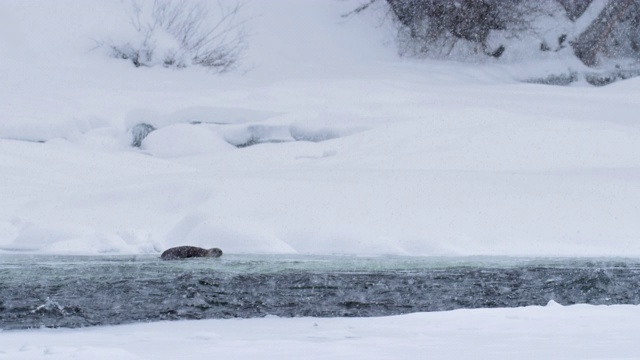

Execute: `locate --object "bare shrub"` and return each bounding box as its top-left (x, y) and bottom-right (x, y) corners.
top-left (131, 123), bottom-right (156, 147)
top-left (385, 0), bottom-right (552, 60)
top-left (100, 0), bottom-right (247, 72)
top-left (572, 0), bottom-right (640, 66)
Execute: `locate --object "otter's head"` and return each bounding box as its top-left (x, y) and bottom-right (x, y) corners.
top-left (206, 248), bottom-right (223, 258)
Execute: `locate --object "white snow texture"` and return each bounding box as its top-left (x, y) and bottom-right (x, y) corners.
top-left (1, 1), bottom-right (640, 358)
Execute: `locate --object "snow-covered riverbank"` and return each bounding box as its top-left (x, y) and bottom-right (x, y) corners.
top-left (2, 0), bottom-right (640, 257)
top-left (2, 303), bottom-right (639, 360)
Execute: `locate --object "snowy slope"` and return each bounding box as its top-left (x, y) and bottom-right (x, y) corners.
top-left (1, 0), bottom-right (640, 256)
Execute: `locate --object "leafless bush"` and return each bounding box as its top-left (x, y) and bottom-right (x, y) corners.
top-left (555, 0), bottom-right (593, 21)
top-left (572, 0), bottom-right (640, 66)
top-left (101, 0), bottom-right (247, 72)
top-left (386, 0), bottom-right (552, 60)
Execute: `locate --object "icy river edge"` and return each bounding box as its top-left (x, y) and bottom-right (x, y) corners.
top-left (2, 254), bottom-right (639, 330)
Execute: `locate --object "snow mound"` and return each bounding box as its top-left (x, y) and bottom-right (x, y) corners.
top-left (164, 212), bottom-right (296, 254)
top-left (546, 300), bottom-right (563, 307)
top-left (125, 106), bottom-right (281, 130)
top-left (1, 1), bottom-right (640, 257)
top-left (142, 123), bottom-right (234, 157)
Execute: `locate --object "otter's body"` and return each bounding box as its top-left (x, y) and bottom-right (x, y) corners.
top-left (160, 246), bottom-right (223, 260)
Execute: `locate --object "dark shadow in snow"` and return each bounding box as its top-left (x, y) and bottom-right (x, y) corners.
top-left (289, 126), bottom-right (340, 142)
top-left (525, 71), bottom-right (579, 86)
top-left (2, 138), bottom-right (46, 144)
top-left (225, 125), bottom-right (292, 148)
top-left (130, 123), bottom-right (156, 147)
top-left (584, 68), bottom-right (640, 86)
top-left (226, 124), bottom-right (358, 149)
top-left (130, 120), bottom-right (364, 149)
top-left (525, 68), bottom-right (640, 86)
top-left (235, 138), bottom-right (288, 148)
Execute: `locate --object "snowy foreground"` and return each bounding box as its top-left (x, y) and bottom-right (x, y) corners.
top-left (2, 302), bottom-right (639, 360)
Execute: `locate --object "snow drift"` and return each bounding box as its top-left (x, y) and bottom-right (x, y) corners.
top-left (1, 0), bottom-right (639, 257)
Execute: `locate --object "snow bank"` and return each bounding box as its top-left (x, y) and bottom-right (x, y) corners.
top-left (1, 0), bottom-right (639, 257)
top-left (1, 303), bottom-right (639, 360)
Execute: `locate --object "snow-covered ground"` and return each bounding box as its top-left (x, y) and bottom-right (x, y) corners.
top-left (1, 0), bottom-right (639, 257)
top-left (2, 0), bottom-right (640, 356)
top-left (2, 302), bottom-right (639, 360)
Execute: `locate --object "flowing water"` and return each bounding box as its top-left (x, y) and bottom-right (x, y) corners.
top-left (1, 254), bottom-right (640, 330)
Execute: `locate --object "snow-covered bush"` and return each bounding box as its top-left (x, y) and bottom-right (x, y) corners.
top-left (572, 0), bottom-right (640, 67)
top-left (343, 0), bottom-right (640, 85)
top-left (374, 0), bottom-right (639, 67)
top-left (101, 0), bottom-right (247, 72)
top-left (384, 0), bottom-right (552, 60)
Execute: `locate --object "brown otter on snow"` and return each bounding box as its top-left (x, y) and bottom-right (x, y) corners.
top-left (160, 246), bottom-right (223, 260)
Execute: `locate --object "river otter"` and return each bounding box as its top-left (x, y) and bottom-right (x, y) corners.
top-left (160, 246), bottom-right (223, 260)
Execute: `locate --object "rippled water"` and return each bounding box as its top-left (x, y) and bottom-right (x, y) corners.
top-left (1, 254), bottom-right (639, 330)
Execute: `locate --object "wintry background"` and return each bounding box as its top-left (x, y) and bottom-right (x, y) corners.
top-left (2, 1), bottom-right (640, 358)
top-left (2, 0), bottom-right (639, 257)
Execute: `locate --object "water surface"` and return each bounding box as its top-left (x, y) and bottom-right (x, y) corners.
top-left (1, 254), bottom-right (639, 330)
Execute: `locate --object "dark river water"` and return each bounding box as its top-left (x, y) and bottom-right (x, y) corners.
top-left (1, 254), bottom-right (640, 330)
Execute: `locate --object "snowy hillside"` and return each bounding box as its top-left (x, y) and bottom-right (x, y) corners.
top-left (1, 0), bottom-right (640, 257)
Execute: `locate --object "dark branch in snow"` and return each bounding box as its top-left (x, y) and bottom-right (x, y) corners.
top-left (342, 0), bottom-right (378, 18)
